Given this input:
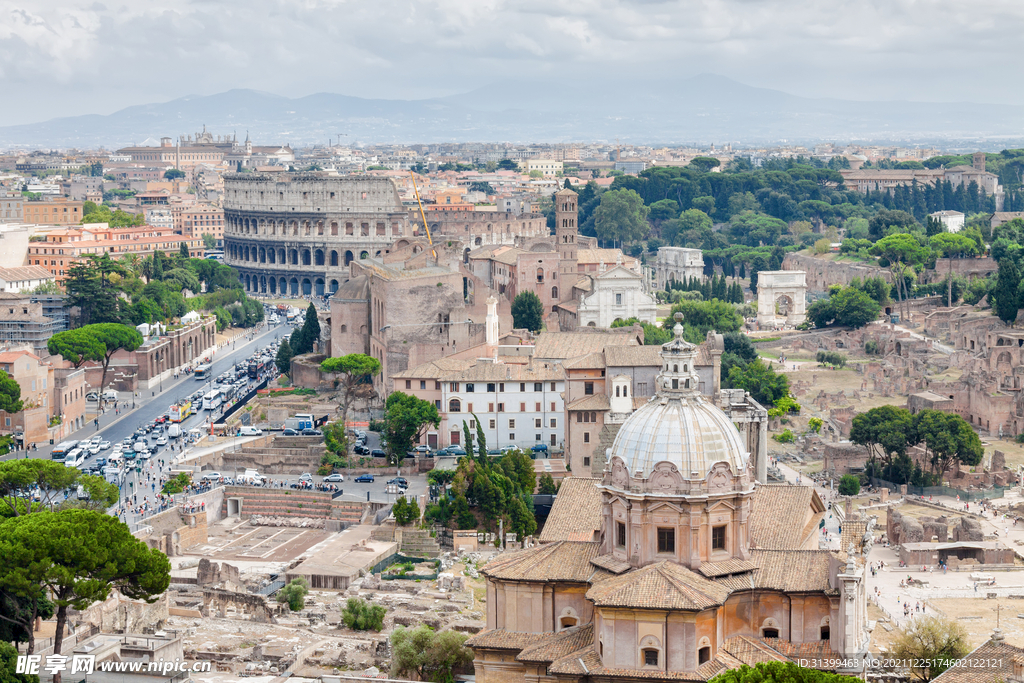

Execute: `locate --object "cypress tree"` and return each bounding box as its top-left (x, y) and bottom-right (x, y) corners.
top-left (994, 258), bottom-right (1021, 324)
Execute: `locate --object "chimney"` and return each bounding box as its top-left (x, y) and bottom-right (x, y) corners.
top-left (485, 296), bottom-right (499, 345)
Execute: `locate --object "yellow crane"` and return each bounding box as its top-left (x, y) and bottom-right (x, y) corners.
top-left (410, 171), bottom-right (436, 261)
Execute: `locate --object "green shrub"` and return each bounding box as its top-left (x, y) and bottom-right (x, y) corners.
top-left (277, 578), bottom-right (309, 611)
top-left (342, 598), bottom-right (386, 631)
top-left (838, 474), bottom-right (861, 496)
top-left (773, 429), bottom-right (795, 443)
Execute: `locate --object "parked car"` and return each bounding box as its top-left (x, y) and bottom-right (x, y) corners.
top-left (370, 448), bottom-right (386, 458)
top-left (413, 445), bottom-right (429, 454)
top-left (448, 446), bottom-right (467, 456)
top-left (282, 428), bottom-right (300, 436)
top-left (239, 426), bottom-right (263, 436)
top-left (387, 477), bottom-right (409, 489)
top-left (300, 428), bottom-right (322, 436)
top-left (299, 473), bottom-right (313, 481)
top-left (324, 473), bottom-right (345, 483)
top-left (531, 444), bottom-right (549, 453)
top-left (355, 473), bottom-right (375, 483)
top-left (354, 445), bottom-right (370, 455)
top-left (85, 392), bottom-right (99, 401)
top-left (200, 472), bottom-right (222, 481)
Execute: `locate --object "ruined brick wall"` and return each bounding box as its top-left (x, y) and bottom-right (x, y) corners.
top-left (782, 253), bottom-right (890, 295)
top-left (822, 443), bottom-right (870, 475)
top-left (951, 517), bottom-right (984, 542)
top-left (290, 353), bottom-right (328, 389)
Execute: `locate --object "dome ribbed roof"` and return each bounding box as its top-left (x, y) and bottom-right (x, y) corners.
top-left (607, 312), bottom-right (749, 482)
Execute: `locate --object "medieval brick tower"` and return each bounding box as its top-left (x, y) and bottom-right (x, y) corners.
top-left (555, 187), bottom-right (578, 287)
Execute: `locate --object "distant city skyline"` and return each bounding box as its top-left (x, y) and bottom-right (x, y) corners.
top-left (1, 0), bottom-right (1024, 128)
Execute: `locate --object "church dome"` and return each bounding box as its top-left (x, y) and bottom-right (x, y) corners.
top-left (607, 313), bottom-right (749, 484)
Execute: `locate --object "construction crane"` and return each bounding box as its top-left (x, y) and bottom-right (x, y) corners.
top-left (410, 171), bottom-right (437, 261)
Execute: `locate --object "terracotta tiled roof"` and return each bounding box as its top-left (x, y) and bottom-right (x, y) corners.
top-left (693, 341), bottom-right (715, 366)
top-left (932, 637), bottom-right (1022, 683)
top-left (538, 477), bottom-right (603, 543)
top-left (696, 558), bottom-right (759, 578)
top-left (563, 352), bottom-right (605, 370)
top-left (441, 361), bottom-right (564, 382)
top-left (718, 636), bottom-right (789, 666)
top-left (762, 638), bottom-right (840, 661)
top-left (590, 554), bottom-right (631, 574)
top-left (482, 541), bottom-right (602, 582)
top-left (464, 629), bottom-right (548, 651)
top-left (586, 561), bottom-right (731, 611)
top-left (391, 357), bottom-right (475, 379)
top-left (516, 624), bottom-right (594, 663)
top-left (548, 645), bottom-right (721, 681)
top-left (749, 484), bottom-right (823, 550)
top-left (0, 266), bottom-right (54, 281)
top-left (534, 331), bottom-right (639, 360)
top-left (712, 550), bottom-right (836, 594)
top-left (604, 345), bottom-right (663, 367)
top-left (565, 394), bottom-right (611, 411)
top-left (840, 520), bottom-right (869, 555)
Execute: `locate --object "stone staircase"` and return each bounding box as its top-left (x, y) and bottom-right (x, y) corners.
top-left (399, 528), bottom-right (441, 558)
top-left (220, 486), bottom-right (335, 519)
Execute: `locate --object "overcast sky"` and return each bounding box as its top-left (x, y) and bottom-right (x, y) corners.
top-left (1, 0), bottom-right (1022, 128)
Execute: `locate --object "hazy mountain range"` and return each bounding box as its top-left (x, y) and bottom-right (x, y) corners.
top-left (3, 75), bottom-right (1023, 150)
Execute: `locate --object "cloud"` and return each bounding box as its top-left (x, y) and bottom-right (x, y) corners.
top-left (0, 0), bottom-right (1022, 127)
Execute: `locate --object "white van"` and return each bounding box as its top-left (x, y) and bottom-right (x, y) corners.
top-left (102, 389), bottom-right (118, 401)
top-left (239, 468), bottom-right (265, 485)
top-left (167, 424), bottom-right (182, 438)
top-left (238, 426), bottom-right (263, 436)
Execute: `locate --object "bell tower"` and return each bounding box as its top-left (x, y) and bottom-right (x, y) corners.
top-left (554, 187), bottom-right (578, 285)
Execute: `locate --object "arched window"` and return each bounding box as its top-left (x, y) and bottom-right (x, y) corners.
top-left (341, 324), bottom-right (347, 333)
top-left (698, 647), bottom-right (711, 665)
top-left (449, 399), bottom-right (461, 412)
top-left (551, 286), bottom-right (558, 299)
top-left (330, 251), bottom-right (338, 266)
top-left (615, 386), bottom-right (620, 397)
top-left (331, 222), bottom-right (339, 236)
top-left (623, 385), bottom-right (628, 397)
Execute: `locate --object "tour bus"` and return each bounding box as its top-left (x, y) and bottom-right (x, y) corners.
top-left (194, 364), bottom-right (213, 380)
top-left (64, 448), bottom-right (86, 468)
top-left (203, 389), bottom-right (223, 411)
top-left (205, 250), bottom-right (224, 261)
top-left (170, 401), bottom-right (193, 423)
top-left (51, 440), bottom-right (79, 460)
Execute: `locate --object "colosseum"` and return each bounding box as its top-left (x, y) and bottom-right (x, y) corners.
top-left (222, 172), bottom-right (415, 297)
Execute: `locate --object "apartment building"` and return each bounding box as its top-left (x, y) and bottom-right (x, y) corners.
top-left (28, 225), bottom-right (204, 281)
top-left (21, 197), bottom-right (83, 225)
top-left (180, 203), bottom-right (225, 243)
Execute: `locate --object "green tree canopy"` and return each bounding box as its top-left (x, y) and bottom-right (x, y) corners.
top-left (383, 392), bottom-right (440, 464)
top-left (912, 409), bottom-right (983, 478)
top-left (850, 405), bottom-right (914, 474)
top-left (342, 597), bottom-right (386, 631)
top-left (806, 286), bottom-right (881, 329)
top-left (391, 625), bottom-right (474, 683)
top-left (593, 189), bottom-right (650, 244)
top-left (511, 291), bottom-right (544, 332)
top-left (870, 233), bottom-right (928, 318)
top-left (724, 359), bottom-right (790, 407)
top-left (275, 338), bottom-right (294, 375)
top-left (320, 354), bottom-right (382, 429)
top-left (889, 615), bottom-right (970, 681)
top-left (838, 474), bottom-right (861, 496)
top-left (0, 510), bottom-right (170, 659)
top-left (665, 299), bottom-right (744, 343)
top-left (277, 577), bottom-right (309, 611)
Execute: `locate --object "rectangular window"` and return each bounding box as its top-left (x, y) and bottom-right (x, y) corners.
top-left (616, 293), bottom-right (622, 305)
top-left (508, 419), bottom-right (516, 429)
top-left (520, 382), bottom-right (526, 391)
top-left (467, 403), bottom-right (473, 413)
top-left (657, 528), bottom-right (675, 554)
top-left (584, 432), bottom-right (590, 443)
top-left (535, 418), bottom-right (542, 428)
top-left (405, 380), bottom-right (411, 389)
top-left (450, 382), bottom-right (460, 391)
top-left (583, 456), bottom-right (591, 466)
top-left (497, 403), bottom-right (504, 412)
top-left (616, 522), bottom-right (626, 547)
top-left (520, 402), bottom-right (526, 412)
top-left (489, 419), bottom-right (496, 429)
top-left (550, 382), bottom-right (556, 391)
top-left (435, 400), bottom-right (441, 410)
top-left (551, 402), bottom-right (556, 412)
top-left (435, 381), bottom-right (441, 390)
top-left (500, 382), bottom-right (505, 392)
top-left (577, 413), bottom-right (583, 423)
top-left (535, 402), bottom-right (541, 411)
top-left (469, 420), bottom-right (476, 429)
top-left (550, 418), bottom-right (557, 428)
top-left (489, 403), bottom-right (494, 412)
top-left (584, 382), bottom-right (594, 395)
top-left (420, 380), bottom-right (426, 390)
top-left (487, 383), bottom-right (495, 392)
top-left (466, 383), bottom-right (475, 392)
top-left (712, 525), bottom-right (726, 551)
top-left (509, 433), bottom-right (515, 441)
top-left (534, 382), bottom-right (542, 392)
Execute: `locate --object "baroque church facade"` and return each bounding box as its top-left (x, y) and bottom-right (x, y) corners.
top-left (467, 316), bottom-right (871, 681)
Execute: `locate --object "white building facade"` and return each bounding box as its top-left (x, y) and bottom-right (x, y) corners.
top-left (577, 264), bottom-right (658, 329)
top-left (440, 362), bottom-right (566, 451)
top-left (655, 246), bottom-right (705, 290)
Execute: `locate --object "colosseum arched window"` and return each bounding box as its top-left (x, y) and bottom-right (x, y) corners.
top-left (317, 221), bottom-right (324, 236)
top-left (290, 249), bottom-right (298, 265)
top-left (330, 251), bottom-right (338, 266)
top-left (259, 248), bottom-right (266, 263)
top-left (304, 221), bottom-right (311, 236)
top-left (331, 222), bottom-right (339, 236)
top-left (315, 249), bottom-right (324, 266)
top-left (292, 221), bottom-right (299, 236)
top-left (346, 222), bottom-right (354, 235)
top-left (360, 222), bottom-right (369, 236)
top-left (302, 249), bottom-right (311, 266)
top-left (376, 222), bottom-right (385, 236)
